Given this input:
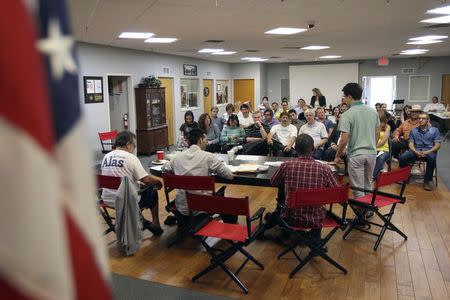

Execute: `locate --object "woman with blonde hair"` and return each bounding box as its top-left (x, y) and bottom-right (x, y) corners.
top-left (310, 88), bottom-right (326, 107)
top-left (373, 111), bottom-right (391, 179)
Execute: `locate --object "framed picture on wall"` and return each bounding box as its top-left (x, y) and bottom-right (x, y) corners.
top-left (180, 84), bottom-right (188, 107)
top-left (183, 64), bottom-right (198, 76)
top-left (84, 76), bottom-right (104, 103)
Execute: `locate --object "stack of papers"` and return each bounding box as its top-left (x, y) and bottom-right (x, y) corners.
top-left (264, 161), bottom-right (284, 167)
top-left (235, 155), bottom-right (260, 161)
top-left (225, 164), bottom-right (260, 173)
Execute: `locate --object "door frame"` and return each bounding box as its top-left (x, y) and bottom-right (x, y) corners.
top-left (105, 74), bottom-right (135, 133)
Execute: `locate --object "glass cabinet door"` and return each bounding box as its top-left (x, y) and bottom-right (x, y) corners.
top-left (146, 98), bottom-right (152, 128)
top-left (151, 98), bottom-right (161, 126)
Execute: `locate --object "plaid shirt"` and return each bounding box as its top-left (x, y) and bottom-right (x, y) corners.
top-left (271, 156), bottom-right (338, 228)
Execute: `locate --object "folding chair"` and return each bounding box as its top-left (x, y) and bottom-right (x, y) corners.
top-left (97, 174), bottom-right (121, 235)
top-left (343, 166), bottom-right (410, 250)
top-left (186, 192), bottom-right (265, 294)
top-left (162, 174), bottom-right (226, 247)
top-left (277, 185), bottom-right (349, 278)
top-left (98, 130), bottom-right (118, 154)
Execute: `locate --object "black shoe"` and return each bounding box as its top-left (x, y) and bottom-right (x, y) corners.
top-left (143, 220), bottom-right (164, 235)
top-left (164, 215), bottom-right (177, 226)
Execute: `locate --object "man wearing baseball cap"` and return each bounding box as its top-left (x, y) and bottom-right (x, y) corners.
top-left (391, 104), bottom-right (421, 159)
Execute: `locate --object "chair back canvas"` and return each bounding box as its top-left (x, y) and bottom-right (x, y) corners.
top-left (376, 166), bottom-right (410, 188)
top-left (163, 174), bottom-right (215, 192)
top-left (98, 130), bottom-right (118, 152)
top-left (97, 174), bottom-right (121, 190)
top-left (186, 193), bottom-right (250, 217)
top-left (288, 185), bottom-right (349, 208)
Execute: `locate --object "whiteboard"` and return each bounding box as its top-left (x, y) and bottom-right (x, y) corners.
top-left (289, 63), bottom-right (359, 107)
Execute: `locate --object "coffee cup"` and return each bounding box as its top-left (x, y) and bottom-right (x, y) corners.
top-left (156, 150), bottom-right (164, 161)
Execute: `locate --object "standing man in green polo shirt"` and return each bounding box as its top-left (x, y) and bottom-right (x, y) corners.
top-left (335, 83), bottom-right (380, 199)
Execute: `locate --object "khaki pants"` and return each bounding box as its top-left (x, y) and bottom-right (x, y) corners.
top-left (348, 154), bottom-right (376, 198)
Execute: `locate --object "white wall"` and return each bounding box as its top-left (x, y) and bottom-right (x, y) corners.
top-left (77, 43), bottom-right (231, 158)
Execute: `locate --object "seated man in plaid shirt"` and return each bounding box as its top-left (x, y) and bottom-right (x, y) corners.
top-left (270, 134), bottom-right (338, 243)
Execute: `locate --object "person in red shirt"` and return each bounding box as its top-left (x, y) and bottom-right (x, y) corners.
top-left (270, 134), bottom-right (338, 242)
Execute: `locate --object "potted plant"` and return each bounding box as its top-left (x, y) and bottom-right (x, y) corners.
top-left (139, 75), bottom-right (161, 88)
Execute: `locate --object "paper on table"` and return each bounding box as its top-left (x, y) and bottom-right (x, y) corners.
top-left (225, 164), bottom-right (260, 173)
top-left (264, 161), bottom-right (284, 167)
top-left (235, 155), bottom-right (260, 161)
top-left (150, 165), bottom-right (163, 172)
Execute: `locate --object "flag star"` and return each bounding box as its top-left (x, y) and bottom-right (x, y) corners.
top-left (37, 18), bottom-right (77, 79)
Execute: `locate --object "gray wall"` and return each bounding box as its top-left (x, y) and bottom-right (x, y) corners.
top-left (77, 43), bottom-right (231, 158)
top-left (266, 57), bottom-right (450, 107)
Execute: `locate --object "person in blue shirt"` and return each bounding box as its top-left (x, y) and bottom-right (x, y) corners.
top-left (399, 113), bottom-right (441, 191)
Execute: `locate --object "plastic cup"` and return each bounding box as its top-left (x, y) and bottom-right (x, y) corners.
top-left (227, 150), bottom-right (234, 162)
top-left (156, 151), bottom-right (164, 161)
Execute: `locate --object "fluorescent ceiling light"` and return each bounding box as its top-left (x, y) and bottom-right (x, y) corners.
top-left (300, 45), bottom-right (330, 50)
top-left (144, 37), bottom-right (178, 43)
top-left (119, 32), bottom-right (154, 39)
top-left (198, 48), bottom-right (224, 53)
top-left (265, 27), bottom-right (307, 35)
top-left (400, 49), bottom-right (429, 55)
top-left (241, 57), bottom-right (268, 62)
top-left (407, 40), bottom-right (443, 45)
top-left (211, 51), bottom-right (237, 55)
top-left (420, 15), bottom-right (450, 24)
top-left (427, 5), bottom-right (450, 15)
top-left (319, 55), bottom-right (342, 59)
top-left (409, 35), bottom-right (448, 41)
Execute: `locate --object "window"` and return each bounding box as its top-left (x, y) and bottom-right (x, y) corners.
top-left (409, 75), bottom-right (430, 102)
top-left (362, 76), bottom-right (397, 109)
top-left (216, 80), bottom-right (229, 105)
top-left (180, 78), bottom-right (199, 108)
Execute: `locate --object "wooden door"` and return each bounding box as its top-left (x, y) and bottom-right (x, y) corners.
top-left (159, 77), bottom-right (174, 145)
top-left (442, 74), bottom-right (450, 106)
top-left (203, 79), bottom-right (213, 114)
top-left (233, 79), bottom-right (255, 111)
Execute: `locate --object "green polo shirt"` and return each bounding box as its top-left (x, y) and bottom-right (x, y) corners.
top-left (338, 101), bottom-right (380, 157)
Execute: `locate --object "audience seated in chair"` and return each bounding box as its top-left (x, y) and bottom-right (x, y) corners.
top-left (262, 108), bottom-right (279, 128)
top-left (238, 111), bottom-right (270, 155)
top-left (198, 113), bottom-right (221, 153)
top-left (238, 103), bottom-right (254, 128)
top-left (299, 109), bottom-right (328, 160)
top-left (316, 107), bottom-right (334, 137)
top-left (220, 114), bottom-right (245, 153)
top-left (267, 112), bottom-right (298, 157)
top-left (373, 111), bottom-right (391, 179)
top-left (101, 130), bottom-right (163, 235)
top-left (391, 105), bottom-right (421, 158)
top-left (288, 109), bottom-right (306, 134)
top-left (269, 134), bottom-right (339, 243)
top-left (399, 113), bottom-right (441, 191)
top-left (210, 106), bottom-right (226, 132)
top-left (162, 128), bottom-right (235, 221)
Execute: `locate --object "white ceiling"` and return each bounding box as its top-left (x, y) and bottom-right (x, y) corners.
top-left (68, 0), bottom-right (450, 63)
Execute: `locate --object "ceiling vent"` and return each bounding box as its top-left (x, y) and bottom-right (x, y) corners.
top-left (204, 39), bottom-right (224, 43)
top-left (402, 68), bottom-right (415, 74)
top-left (281, 46), bottom-right (300, 49)
top-left (245, 49), bottom-right (259, 52)
top-left (270, 56), bottom-right (281, 59)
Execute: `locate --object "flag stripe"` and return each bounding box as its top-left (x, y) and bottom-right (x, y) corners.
top-left (0, 1), bottom-right (53, 151)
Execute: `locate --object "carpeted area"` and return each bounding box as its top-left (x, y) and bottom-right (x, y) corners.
top-left (111, 273), bottom-right (234, 300)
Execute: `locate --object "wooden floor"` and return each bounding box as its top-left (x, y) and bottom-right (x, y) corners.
top-left (106, 177), bottom-right (450, 300)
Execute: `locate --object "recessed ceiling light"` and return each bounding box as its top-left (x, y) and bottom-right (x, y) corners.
top-left (409, 35), bottom-right (448, 41)
top-left (420, 15), bottom-right (450, 24)
top-left (241, 57), bottom-right (268, 62)
top-left (407, 40), bottom-right (443, 45)
top-left (300, 46), bottom-right (330, 50)
top-left (211, 51), bottom-right (237, 55)
top-left (400, 49), bottom-right (429, 55)
top-left (198, 48), bottom-right (224, 53)
top-left (144, 37), bottom-right (178, 43)
top-left (265, 27), bottom-right (307, 35)
top-left (319, 55), bottom-right (342, 59)
top-left (427, 5), bottom-right (450, 15)
top-left (118, 32), bottom-right (154, 39)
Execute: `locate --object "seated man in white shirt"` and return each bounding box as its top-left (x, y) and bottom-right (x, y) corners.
top-left (267, 112), bottom-right (298, 157)
top-left (238, 103), bottom-right (254, 128)
top-left (424, 96), bottom-right (445, 113)
top-left (162, 128), bottom-right (235, 223)
top-left (299, 109), bottom-right (329, 160)
top-left (101, 131), bottom-right (164, 235)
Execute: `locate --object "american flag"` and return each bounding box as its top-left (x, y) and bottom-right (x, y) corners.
top-left (0, 1), bottom-right (111, 299)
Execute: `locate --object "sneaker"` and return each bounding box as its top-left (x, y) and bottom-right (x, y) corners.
top-left (411, 165), bottom-right (423, 175)
top-left (143, 220), bottom-right (164, 235)
top-left (423, 182), bottom-right (433, 191)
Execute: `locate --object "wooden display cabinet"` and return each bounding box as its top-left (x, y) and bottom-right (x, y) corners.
top-left (135, 87), bottom-right (169, 154)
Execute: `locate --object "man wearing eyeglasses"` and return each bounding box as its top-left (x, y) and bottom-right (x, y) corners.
top-left (101, 130), bottom-right (164, 235)
top-left (399, 114), bottom-right (441, 191)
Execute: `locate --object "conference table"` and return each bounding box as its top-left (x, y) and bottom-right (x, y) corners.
top-left (149, 153), bottom-right (342, 187)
